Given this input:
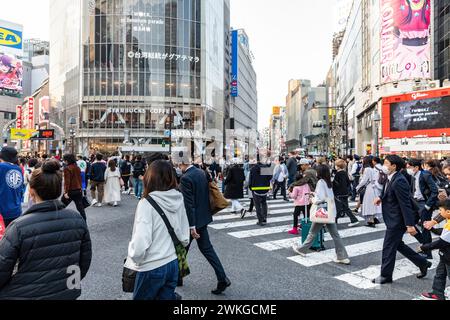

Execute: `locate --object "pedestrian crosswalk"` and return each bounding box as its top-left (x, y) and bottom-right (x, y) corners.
top-left (211, 197), bottom-right (445, 294)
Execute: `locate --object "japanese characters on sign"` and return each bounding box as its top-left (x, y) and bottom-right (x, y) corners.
top-left (16, 105), bottom-right (22, 129)
top-left (28, 97), bottom-right (34, 129)
top-left (127, 51), bottom-right (200, 63)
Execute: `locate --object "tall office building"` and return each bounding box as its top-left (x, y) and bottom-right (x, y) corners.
top-left (434, 1), bottom-right (450, 83)
top-left (227, 28), bottom-right (258, 160)
top-left (50, 0), bottom-right (228, 158)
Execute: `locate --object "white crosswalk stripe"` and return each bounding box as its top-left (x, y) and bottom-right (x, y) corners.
top-left (228, 217), bottom-right (366, 239)
top-left (287, 234), bottom-right (436, 267)
top-left (212, 193), bottom-right (440, 293)
top-left (254, 224), bottom-right (387, 250)
top-left (335, 255), bottom-right (440, 289)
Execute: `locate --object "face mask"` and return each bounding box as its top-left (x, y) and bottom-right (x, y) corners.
top-left (407, 168), bottom-right (415, 176)
top-left (383, 165), bottom-right (390, 173)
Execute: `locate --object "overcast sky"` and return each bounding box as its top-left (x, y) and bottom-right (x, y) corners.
top-left (0, 0), bottom-right (337, 129)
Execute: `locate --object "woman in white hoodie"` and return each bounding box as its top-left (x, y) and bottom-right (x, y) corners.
top-left (125, 160), bottom-right (190, 300)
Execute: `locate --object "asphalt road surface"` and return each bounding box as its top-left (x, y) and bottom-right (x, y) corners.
top-left (76, 193), bottom-right (449, 300)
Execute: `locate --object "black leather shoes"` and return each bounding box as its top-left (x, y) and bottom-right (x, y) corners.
top-left (212, 277), bottom-right (231, 295)
top-left (417, 261), bottom-right (432, 279)
top-left (372, 276), bottom-right (393, 284)
top-left (177, 278), bottom-right (183, 287)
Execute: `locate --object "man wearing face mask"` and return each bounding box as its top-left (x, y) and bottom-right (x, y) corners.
top-left (372, 155), bottom-right (432, 284)
top-left (407, 159), bottom-right (439, 259)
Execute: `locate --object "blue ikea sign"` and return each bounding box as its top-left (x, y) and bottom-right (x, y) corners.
top-left (0, 26), bottom-right (23, 50)
top-left (231, 30), bottom-right (238, 97)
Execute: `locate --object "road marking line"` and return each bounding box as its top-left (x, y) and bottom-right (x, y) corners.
top-left (255, 224), bottom-right (387, 250)
top-left (226, 217), bottom-right (365, 238)
top-left (217, 203), bottom-right (293, 215)
top-left (287, 234), bottom-right (434, 267)
top-left (335, 255), bottom-right (439, 289)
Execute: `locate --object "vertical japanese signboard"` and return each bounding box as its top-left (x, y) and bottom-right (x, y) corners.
top-left (231, 30), bottom-right (238, 97)
top-left (380, 0), bottom-right (432, 84)
top-left (28, 97), bottom-right (34, 129)
top-left (16, 105), bottom-right (22, 129)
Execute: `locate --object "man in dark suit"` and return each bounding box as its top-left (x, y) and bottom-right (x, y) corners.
top-left (372, 155), bottom-right (432, 284)
top-left (407, 159), bottom-right (439, 258)
top-left (178, 159), bottom-right (231, 295)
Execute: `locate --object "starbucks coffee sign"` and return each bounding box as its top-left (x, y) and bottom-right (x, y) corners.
top-left (107, 107), bottom-right (170, 115)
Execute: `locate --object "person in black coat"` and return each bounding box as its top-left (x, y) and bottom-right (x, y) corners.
top-left (224, 163), bottom-right (246, 215)
top-left (372, 155), bottom-right (431, 285)
top-left (0, 160), bottom-right (92, 300)
top-left (178, 161), bottom-right (231, 295)
top-left (333, 159), bottom-right (359, 227)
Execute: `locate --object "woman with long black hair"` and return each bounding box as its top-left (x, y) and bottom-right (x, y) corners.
top-left (292, 164), bottom-right (350, 265)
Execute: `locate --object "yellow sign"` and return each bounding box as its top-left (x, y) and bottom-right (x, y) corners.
top-left (10, 129), bottom-right (36, 141)
top-left (0, 27), bottom-right (22, 48)
top-left (272, 106), bottom-right (280, 115)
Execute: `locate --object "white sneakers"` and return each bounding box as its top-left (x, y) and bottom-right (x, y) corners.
top-left (91, 199), bottom-right (98, 206)
top-left (334, 258), bottom-right (351, 265)
top-left (348, 221), bottom-right (360, 228)
top-left (292, 245), bottom-right (306, 257)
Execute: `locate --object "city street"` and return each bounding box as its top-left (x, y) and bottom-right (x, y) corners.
top-left (76, 194), bottom-right (447, 301)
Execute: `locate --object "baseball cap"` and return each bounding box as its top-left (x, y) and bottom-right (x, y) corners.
top-left (0, 147), bottom-right (18, 164)
top-left (299, 159), bottom-right (310, 165)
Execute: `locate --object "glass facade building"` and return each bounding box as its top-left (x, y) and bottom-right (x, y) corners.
top-left (434, 1), bottom-right (450, 82)
top-left (50, 0), bottom-right (227, 157)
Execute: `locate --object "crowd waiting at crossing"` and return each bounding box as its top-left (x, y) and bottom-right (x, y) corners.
top-left (0, 146), bottom-right (448, 301)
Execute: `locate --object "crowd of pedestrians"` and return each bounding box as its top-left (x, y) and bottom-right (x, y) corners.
top-left (0, 145), bottom-right (449, 300)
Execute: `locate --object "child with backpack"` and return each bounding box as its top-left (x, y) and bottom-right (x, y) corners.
top-left (288, 173), bottom-right (312, 235)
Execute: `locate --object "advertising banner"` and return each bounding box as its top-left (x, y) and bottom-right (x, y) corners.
top-left (382, 88), bottom-right (450, 138)
top-left (0, 53), bottom-right (23, 95)
top-left (16, 105), bottom-right (22, 129)
top-left (28, 97), bottom-right (34, 128)
top-left (10, 129), bottom-right (36, 141)
top-left (0, 20), bottom-right (23, 55)
top-left (39, 96), bottom-right (50, 123)
top-left (380, 0), bottom-right (432, 83)
top-left (231, 30), bottom-right (238, 97)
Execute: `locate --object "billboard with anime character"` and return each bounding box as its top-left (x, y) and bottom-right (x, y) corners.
top-left (0, 53), bottom-right (22, 95)
top-left (380, 0), bottom-right (432, 83)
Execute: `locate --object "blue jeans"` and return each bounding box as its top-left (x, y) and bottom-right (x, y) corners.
top-left (134, 178), bottom-right (143, 198)
top-left (80, 172), bottom-right (86, 191)
top-left (133, 259), bottom-right (179, 300)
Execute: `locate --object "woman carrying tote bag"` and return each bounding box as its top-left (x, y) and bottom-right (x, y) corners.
top-left (292, 164), bottom-right (350, 265)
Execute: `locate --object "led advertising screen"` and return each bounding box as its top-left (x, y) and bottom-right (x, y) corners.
top-left (382, 88), bottom-right (450, 139)
top-left (390, 96), bottom-right (450, 132)
top-left (380, 0), bottom-right (432, 84)
top-left (0, 53), bottom-right (23, 96)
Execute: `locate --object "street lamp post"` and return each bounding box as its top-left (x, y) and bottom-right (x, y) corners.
top-left (373, 109), bottom-right (381, 157)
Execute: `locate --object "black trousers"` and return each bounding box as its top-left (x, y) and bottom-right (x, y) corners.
top-left (381, 228), bottom-right (429, 278)
top-left (67, 190), bottom-right (87, 221)
top-left (335, 196), bottom-right (359, 223)
top-left (293, 205), bottom-right (311, 228)
top-left (122, 175), bottom-right (131, 191)
top-left (248, 198), bottom-right (254, 212)
top-left (187, 226), bottom-right (227, 283)
top-left (253, 193), bottom-right (268, 223)
top-left (273, 180), bottom-right (287, 199)
top-left (432, 257), bottom-right (450, 298)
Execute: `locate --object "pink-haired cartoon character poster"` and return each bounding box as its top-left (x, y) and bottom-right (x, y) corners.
top-left (0, 53), bottom-right (23, 94)
top-left (380, 0), bottom-right (431, 83)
